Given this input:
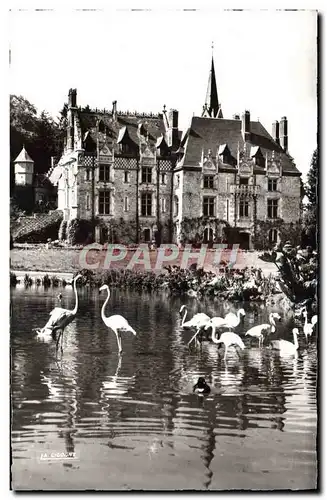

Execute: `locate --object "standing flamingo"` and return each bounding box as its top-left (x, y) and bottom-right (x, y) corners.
top-left (245, 313), bottom-right (281, 347)
top-left (270, 328), bottom-right (299, 356)
top-left (206, 320), bottom-right (245, 360)
top-left (34, 274), bottom-right (82, 354)
top-left (179, 305), bottom-right (211, 346)
top-left (99, 285), bottom-right (136, 355)
top-left (223, 308), bottom-right (246, 331)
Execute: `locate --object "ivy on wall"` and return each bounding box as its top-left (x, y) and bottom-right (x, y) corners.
top-left (179, 217), bottom-right (230, 245)
top-left (254, 219), bottom-right (302, 250)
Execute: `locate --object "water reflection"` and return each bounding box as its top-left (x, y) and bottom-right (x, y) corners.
top-left (11, 287), bottom-right (317, 490)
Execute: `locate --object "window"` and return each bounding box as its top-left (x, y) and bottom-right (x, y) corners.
top-left (141, 167), bottom-right (152, 184)
top-left (174, 196), bottom-right (179, 216)
top-left (203, 197), bottom-right (215, 217)
top-left (203, 175), bottom-right (214, 189)
top-left (239, 200), bottom-right (249, 218)
top-left (124, 171), bottom-right (130, 183)
top-left (141, 193), bottom-right (152, 216)
top-left (86, 194), bottom-right (90, 210)
top-left (203, 227), bottom-right (214, 244)
top-left (268, 179), bottom-right (278, 191)
top-left (120, 143), bottom-right (131, 154)
top-left (240, 177), bottom-right (249, 185)
top-left (268, 228), bottom-right (278, 244)
top-left (161, 173), bottom-right (167, 185)
top-left (99, 164), bottom-right (110, 182)
top-left (85, 169), bottom-right (90, 181)
top-left (98, 190), bottom-right (110, 215)
top-left (161, 198), bottom-right (167, 213)
top-left (124, 196), bottom-right (129, 212)
top-left (176, 174), bottom-right (180, 188)
top-left (267, 199), bottom-right (278, 219)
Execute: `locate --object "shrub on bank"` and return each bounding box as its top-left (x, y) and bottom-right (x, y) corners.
top-left (71, 266), bottom-right (278, 302)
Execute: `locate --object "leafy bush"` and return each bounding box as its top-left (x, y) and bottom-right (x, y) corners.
top-left (259, 244), bottom-right (317, 311)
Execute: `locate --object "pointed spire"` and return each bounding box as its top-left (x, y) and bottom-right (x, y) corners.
top-left (202, 52), bottom-right (221, 118)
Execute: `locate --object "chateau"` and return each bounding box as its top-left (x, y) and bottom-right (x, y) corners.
top-left (49, 57), bottom-right (302, 249)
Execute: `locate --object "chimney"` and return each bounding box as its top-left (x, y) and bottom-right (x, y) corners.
top-left (112, 100), bottom-right (117, 120)
top-left (272, 120), bottom-right (280, 145)
top-left (167, 109), bottom-right (179, 148)
top-left (280, 116), bottom-right (288, 152)
top-left (68, 88), bottom-right (77, 108)
top-left (233, 113), bottom-right (240, 120)
top-left (242, 110), bottom-right (251, 141)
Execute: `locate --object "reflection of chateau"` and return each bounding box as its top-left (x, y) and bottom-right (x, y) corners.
top-left (49, 55), bottom-right (302, 249)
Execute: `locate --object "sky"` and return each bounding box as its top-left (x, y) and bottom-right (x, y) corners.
top-left (8, 8), bottom-right (317, 177)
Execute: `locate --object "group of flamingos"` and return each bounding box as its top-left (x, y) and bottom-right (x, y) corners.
top-left (34, 274), bottom-right (317, 360)
top-left (180, 302), bottom-right (317, 359)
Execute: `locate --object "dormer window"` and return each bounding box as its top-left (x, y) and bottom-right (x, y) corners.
top-left (98, 120), bottom-right (105, 133)
top-left (156, 135), bottom-right (170, 157)
top-left (218, 144), bottom-right (232, 165)
top-left (251, 146), bottom-right (265, 168)
top-left (120, 143), bottom-right (131, 154)
top-left (117, 126), bottom-right (135, 154)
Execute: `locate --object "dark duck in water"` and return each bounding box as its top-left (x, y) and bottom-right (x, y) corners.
top-left (193, 377), bottom-right (211, 395)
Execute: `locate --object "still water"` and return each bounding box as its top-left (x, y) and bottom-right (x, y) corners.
top-left (11, 286), bottom-right (317, 490)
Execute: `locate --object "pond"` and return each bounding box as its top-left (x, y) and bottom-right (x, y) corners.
top-left (10, 286), bottom-right (317, 490)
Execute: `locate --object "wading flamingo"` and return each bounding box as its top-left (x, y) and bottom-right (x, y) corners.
top-left (179, 305), bottom-right (211, 347)
top-left (245, 312), bottom-right (281, 347)
top-left (223, 308), bottom-right (246, 331)
top-left (34, 274), bottom-right (82, 354)
top-left (205, 320), bottom-right (245, 360)
top-left (99, 285), bottom-right (136, 355)
top-left (270, 328), bottom-right (299, 356)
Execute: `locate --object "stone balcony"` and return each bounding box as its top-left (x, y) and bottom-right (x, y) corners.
top-left (230, 184), bottom-right (261, 196)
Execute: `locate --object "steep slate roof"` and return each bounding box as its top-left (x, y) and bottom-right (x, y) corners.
top-left (78, 110), bottom-right (168, 151)
top-left (14, 146), bottom-right (34, 163)
top-left (180, 116), bottom-right (300, 175)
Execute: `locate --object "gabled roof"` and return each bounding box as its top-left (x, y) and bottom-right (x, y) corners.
top-left (180, 116), bottom-right (300, 175)
top-left (14, 146), bottom-right (34, 163)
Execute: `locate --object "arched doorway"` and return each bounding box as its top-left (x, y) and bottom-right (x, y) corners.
top-left (203, 227), bottom-right (214, 246)
top-left (143, 228), bottom-right (151, 242)
top-left (239, 232), bottom-right (250, 250)
top-left (100, 226), bottom-right (108, 244)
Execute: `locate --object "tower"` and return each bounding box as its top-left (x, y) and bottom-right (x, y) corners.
top-left (14, 146), bottom-right (34, 186)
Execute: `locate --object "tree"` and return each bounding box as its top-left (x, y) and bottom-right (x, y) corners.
top-left (302, 149), bottom-right (318, 249)
top-left (305, 148), bottom-right (318, 205)
top-left (10, 95), bottom-right (65, 191)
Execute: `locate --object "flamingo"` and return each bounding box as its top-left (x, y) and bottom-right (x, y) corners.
top-left (34, 274), bottom-right (82, 354)
top-left (99, 285), bottom-right (136, 355)
top-left (206, 320), bottom-right (245, 360)
top-left (303, 309), bottom-right (317, 340)
top-left (245, 313), bottom-right (281, 347)
top-left (270, 328), bottom-right (299, 356)
top-left (179, 305), bottom-right (211, 346)
top-left (223, 308), bottom-right (246, 330)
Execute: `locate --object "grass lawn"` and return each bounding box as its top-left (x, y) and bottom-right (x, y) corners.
top-left (10, 246), bottom-right (278, 276)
